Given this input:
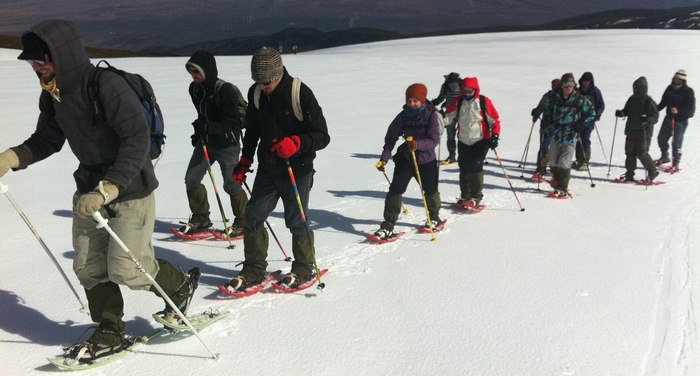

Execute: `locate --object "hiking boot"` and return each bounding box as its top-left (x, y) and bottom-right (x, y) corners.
top-left (648, 170), bottom-right (660, 182)
top-left (179, 218), bottom-right (212, 235)
top-left (65, 325), bottom-right (126, 362)
top-left (554, 189), bottom-right (568, 198)
top-left (578, 163), bottom-right (588, 171)
top-left (443, 155), bottom-right (457, 164)
top-left (571, 161), bottom-right (582, 170)
top-left (159, 267), bottom-right (201, 326)
top-left (225, 226), bottom-right (244, 237)
top-left (279, 272), bottom-right (313, 289)
top-left (673, 164), bottom-right (680, 172)
top-left (619, 173), bottom-right (635, 182)
top-left (655, 156), bottom-right (670, 166)
top-left (372, 228), bottom-right (397, 241)
top-left (423, 218), bottom-right (443, 229)
top-left (224, 273), bottom-right (266, 293)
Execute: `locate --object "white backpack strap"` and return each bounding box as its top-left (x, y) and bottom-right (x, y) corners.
top-left (254, 84), bottom-right (261, 110)
top-left (291, 77), bottom-right (303, 122)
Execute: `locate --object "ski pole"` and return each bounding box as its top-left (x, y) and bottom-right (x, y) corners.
top-left (284, 159), bottom-right (325, 290)
top-left (406, 137), bottom-right (437, 242)
top-left (536, 131), bottom-right (544, 192)
top-left (0, 180), bottom-right (90, 315)
top-left (578, 137), bottom-right (596, 188)
top-left (492, 149), bottom-right (526, 212)
top-left (607, 117), bottom-right (618, 177)
top-left (91, 212), bottom-right (221, 361)
top-left (242, 181), bottom-right (291, 262)
top-left (518, 120), bottom-right (536, 168)
top-left (671, 117), bottom-right (676, 173)
top-left (201, 144), bottom-right (234, 249)
top-left (642, 118), bottom-right (650, 190)
top-left (376, 164), bottom-right (409, 215)
top-left (594, 124), bottom-right (608, 166)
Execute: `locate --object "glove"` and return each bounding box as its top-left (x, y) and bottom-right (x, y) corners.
top-left (76, 181), bottom-right (119, 218)
top-left (192, 119), bottom-right (206, 135)
top-left (407, 139), bottom-right (418, 152)
top-left (572, 120), bottom-right (587, 132)
top-left (232, 157), bottom-right (253, 185)
top-left (0, 149), bottom-right (20, 178)
top-left (595, 115), bottom-right (601, 122)
top-left (488, 134), bottom-right (499, 150)
top-left (190, 134), bottom-right (200, 147)
top-left (376, 160), bottom-right (387, 171)
top-left (530, 109), bottom-right (539, 122)
top-left (615, 110), bottom-right (625, 118)
top-left (271, 136), bottom-right (301, 158)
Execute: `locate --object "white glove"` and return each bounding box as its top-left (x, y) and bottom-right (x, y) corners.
top-left (0, 149), bottom-right (20, 178)
top-left (76, 181), bottom-right (120, 218)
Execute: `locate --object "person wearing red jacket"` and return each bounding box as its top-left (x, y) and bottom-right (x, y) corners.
top-left (444, 77), bottom-right (501, 209)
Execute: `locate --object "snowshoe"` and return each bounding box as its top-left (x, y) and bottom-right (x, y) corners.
top-left (419, 219), bottom-right (446, 233)
top-left (367, 229), bottom-right (404, 243)
top-left (155, 267), bottom-right (201, 327)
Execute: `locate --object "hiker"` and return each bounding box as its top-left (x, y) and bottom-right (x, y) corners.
top-left (530, 78), bottom-right (560, 181)
top-left (431, 72), bottom-right (462, 164)
top-left (0, 20), bottom-right (198, 362)
top-left (572, 72), bottom-right (605, 171)
top-left (444, 77), bottom-right (501, 208)
top-left (655, 69), bottom-right (696, 171)
top-left (223, 47), bottom-right (330, 291)
top-left (372, 83), bottom-right (442, 241)
top-left (180, 50), bottom-right (248, 237)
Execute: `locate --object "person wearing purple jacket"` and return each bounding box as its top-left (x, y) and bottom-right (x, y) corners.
top-left (373, 84), bottom-right (442, 241)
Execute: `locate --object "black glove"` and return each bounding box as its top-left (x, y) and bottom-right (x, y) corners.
top-left (192, 119), bottom-right (206, 134)
top-left (595, 115), bottom-right (601, 122)
top-left (488, 134), bottom-right (499, 149)
top-left (190, 134), bottom-right (200, 147)
top-left (573, 120), bottom-right (587, 132)
top-left (615, 110), bottom-right (625, 118)
top-left (438, 109), bottom-right (446, 117)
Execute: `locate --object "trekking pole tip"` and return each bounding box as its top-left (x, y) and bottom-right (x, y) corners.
top-left (520, 208), bottom-right (525, 212)
top-left (213, 353), bottom-right (222, 361)
top-left (431, 237), bottom-right (438, 242)
top-left (285, 257), bottom-right (292, 262)
top-left (317, 283), bottom-right (326, 291)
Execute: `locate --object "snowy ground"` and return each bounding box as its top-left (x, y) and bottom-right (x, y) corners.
top-left (0, 29), bottom-right (698, 375)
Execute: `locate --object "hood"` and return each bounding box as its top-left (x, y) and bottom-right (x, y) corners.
top-left (20, 20), bottom-right (90, 93)
top-left (579, 72), bottom-right (594, 87)
top-left (186, 50), bottom-right (218, 84)
top-left (462, 77), bottom-right (480, 98)
top-left (633, 76), bottom-right (648, 96)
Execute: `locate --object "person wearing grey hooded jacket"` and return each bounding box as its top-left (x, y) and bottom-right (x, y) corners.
top-left (0, 20), bottom-right (198, 362)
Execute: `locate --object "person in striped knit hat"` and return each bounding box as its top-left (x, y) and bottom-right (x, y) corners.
top-left (225, 47), bottom-right (330, 291)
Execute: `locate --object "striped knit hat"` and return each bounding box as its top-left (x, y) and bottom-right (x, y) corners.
top-left (251, 47), bottom-right (284, 83)
top-left (674, 69), bottom-right (687, 81)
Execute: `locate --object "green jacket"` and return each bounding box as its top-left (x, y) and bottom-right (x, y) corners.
top-left (620, 77), bottom-right (659, 140)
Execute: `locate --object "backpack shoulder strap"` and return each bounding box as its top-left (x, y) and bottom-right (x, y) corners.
top-left (213, 79), bottom-right (226, 106)
top-left (291, 77), bottom-right (303, 122)
top-left (254, 84), bottom-right (261, 110)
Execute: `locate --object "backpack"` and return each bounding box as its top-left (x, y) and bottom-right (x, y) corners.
top-left (211, 79), bottom-right (248, 119)
top-left (253, 77), bottom-right (304, 121)
top-left (88, 60), bottom-right (165, 160)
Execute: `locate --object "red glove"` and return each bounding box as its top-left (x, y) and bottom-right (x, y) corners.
top-left (271, 136), bottom-right (301, 158)
top-left (407, 139), bottom-right (418, 152)
top-left (232, 157), bottom-right (253, 185)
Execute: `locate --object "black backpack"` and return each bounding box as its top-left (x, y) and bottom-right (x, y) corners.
top-left (88, 60), bottom-right (166, 160)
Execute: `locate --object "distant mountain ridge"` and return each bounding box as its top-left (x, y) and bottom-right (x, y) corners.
top-left (1, 5), bottom-right (698, 58)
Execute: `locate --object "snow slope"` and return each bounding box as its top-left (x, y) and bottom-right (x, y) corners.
top-left (0, 29), bottom-right (698, 375)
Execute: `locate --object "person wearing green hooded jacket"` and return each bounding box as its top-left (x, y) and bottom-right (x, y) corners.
top-left (615, 76), bottom-right (660, 182)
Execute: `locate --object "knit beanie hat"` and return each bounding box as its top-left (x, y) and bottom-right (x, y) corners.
top-left (406, 83), bottom-right (428, 104)
top-left (251, 47), bottom-right (284, 83)
top-left (17, 32), bottom-right (52, 62)
top-left (674, 69), bottom-right (687, 81)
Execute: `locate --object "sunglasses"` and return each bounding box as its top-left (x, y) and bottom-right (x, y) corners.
top-left (258, 81), bottom-right (272, 86)
top-left (188, 67), bottom-right (200, 75)
top-left (561, 81), bottom-right (576, 88)
top-left (462, 88), bottom-right (476, 94)
top-left (26, 60), bottom-right (46, 67)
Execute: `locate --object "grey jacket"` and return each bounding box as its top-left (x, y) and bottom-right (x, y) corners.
top-left (11, 20), bottom-right (158, 201)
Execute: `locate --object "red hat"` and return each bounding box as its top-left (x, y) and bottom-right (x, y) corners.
top-left (406, 83), bottom-right (428, 104)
